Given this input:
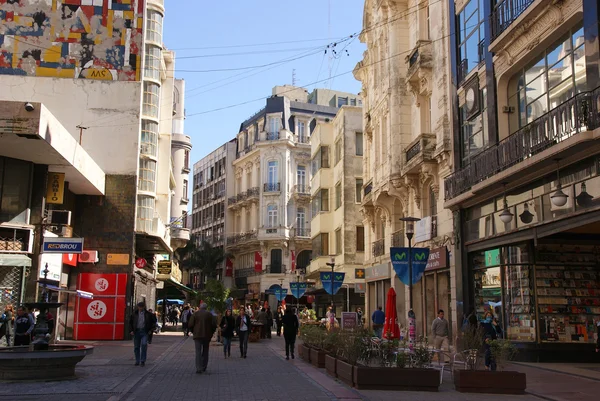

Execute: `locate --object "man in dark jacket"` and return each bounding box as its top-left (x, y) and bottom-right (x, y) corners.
top-left (282, 307), bottom-right (299, 359)
top-left (129, 302), bottom-right (155, 366)
top-left (235, 308), bottom-right (252, 358)
top-left (188, 303), bottom-right (216, 374)
top-left (13, 306), bottom-right (34, 346)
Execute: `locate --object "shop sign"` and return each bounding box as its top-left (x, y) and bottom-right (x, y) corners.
top-left (46, 172), bottom-right (65, 205)
top-left (365, 263), bottom-right (390, 281)
top-left (355, 268), bottom-right (365, 279)
top-left (485, 248), bottom-right (501, 267)
top-left (354, 283), bottom-right (366, 293)
top-left (43, 237), bottom-right (84, 254)
top-left (40, 253), bottom-right (62, 281)
top-left (425, 247), bottom-right (448, 271)
top-left (107, 254), bottom-right (130, 266)
top-left (415, 216), bottom-right (433, 242)
top-left (341, 312), bottom-right (358, 329)
top-left (157, 260), bottom-right (172, 275)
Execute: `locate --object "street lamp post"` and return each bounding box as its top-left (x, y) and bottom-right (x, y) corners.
top-left (296, 270), bottom-right (301, 314)
top-left (325, 256), bottom-right (335, 317)
top-left (400, 216), bottom-right (420, 347)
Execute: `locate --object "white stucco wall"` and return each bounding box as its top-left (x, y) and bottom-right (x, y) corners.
top-left (0, 75), bottom-right (142, 175)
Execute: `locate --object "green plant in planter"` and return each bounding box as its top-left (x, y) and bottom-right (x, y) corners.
top-left (323, 329), bottom-right (341, 356)
top-left (379, 338), bottom-right (400, 367)
top-left (410, 337), bottom-right (433, 369)
top-left (300, 325), bottom-right (318, 347)
top-left (337, 328), bottom-right (370, 365)
top-left (489, 339), bottom-right (518, 371)
top-left (395, 350), bottom-right (409, 368)
top-left (458, 326), bottom-right (485, 370)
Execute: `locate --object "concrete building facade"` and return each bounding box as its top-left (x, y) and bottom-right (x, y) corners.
top-left (307, 106), bottom-right (365, 316)
top-left (0, 0), bottom-right (191, 341)
top-left (444, 0), bottom-right (600, 361)
top-left (354, 0), bottom-right (454, 338)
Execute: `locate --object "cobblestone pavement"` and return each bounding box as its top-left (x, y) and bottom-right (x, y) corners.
top-left (1, 330), bottom-right (598, 401)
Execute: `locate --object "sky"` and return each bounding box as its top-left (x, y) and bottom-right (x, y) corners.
top-left (163, 0), bottom-right (367, 165)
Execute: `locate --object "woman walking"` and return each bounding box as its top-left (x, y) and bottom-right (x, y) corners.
top-left (282, 307), bottom-right (299, 360)
top-left (0, 304), bottom-right (14, 346)
top-left (220, 309), bottom-right (235, 358)
top-left (275, 306), bottom-right (284, 337)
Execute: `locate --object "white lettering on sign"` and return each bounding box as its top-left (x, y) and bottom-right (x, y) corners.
top-left (95, 278), bottom-right (109, 292)
top-left (87, 300), bottom-right (107, 320)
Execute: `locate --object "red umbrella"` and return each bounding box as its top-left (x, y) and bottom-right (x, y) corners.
top-left (383, 287), bottom-right (400, 339)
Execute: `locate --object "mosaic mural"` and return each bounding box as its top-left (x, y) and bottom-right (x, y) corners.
top-left (0, 0), bottom-right (143, 81)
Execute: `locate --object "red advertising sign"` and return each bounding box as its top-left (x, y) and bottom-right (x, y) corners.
top-left (254, 252), bottom-right (262, 273)
top-left (135, 257), bottom-right (147, 269)
top-left (291, 251), bottom-right (296, 271)
top-left (77, 273), bottom-right (127, 296)
top-left (74, 323), bottom-right (124, 341)
top-left (62, 253), bottom-right (78, 267)
top-left (225, 258), bottom-right (233, 277)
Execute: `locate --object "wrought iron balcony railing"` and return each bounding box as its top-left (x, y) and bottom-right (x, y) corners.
top-left (444, 86), bottom-right (600, 201)
top-left (246, 187), bottom-right (260, 198)
top-left (372, 238), bottom-right (385, 257)
top-left (267, 132), bottom-right (280, 141)
top-left (264, 182), bottom-right (281, 192)
top-left (296, 228), bottom-right (311, 238)
top-left (391, 230), bottom-right (405, 247)
top-left (491, 0), bottom-right (535, 41)
top-left (363, 181), bottom-right (373, 197)
top-left (293, 184), bottom-right (310, 195)
top-left (265, 264), bottom-right (286, 274)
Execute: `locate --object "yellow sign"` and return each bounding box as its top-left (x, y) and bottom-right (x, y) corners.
top-left (46, 173), bottom-right (65, 204)
top-left (157, 260), bottom-right (172, 275)
top-left (107, 254), bottom-right (130, 265)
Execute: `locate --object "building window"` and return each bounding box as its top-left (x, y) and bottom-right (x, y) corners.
top-left (267, 204), bottom-right (278, 227)
top-left (429, 186), bottom-right (437, 217)
top-left (136, 195), bottom-right (155, 233)
top-left (335, 183), bottom-right (342, 210)
top-left (183, 179), bottom-right (188, 200)
top-left (350, 98), bottom-right (357, 106)
top-left (144, 45), bottom-right (161, 80)
top-left (507, 26), bottom-right (586, 133)
top-left (298, 121), bottom-right (306, 141)
top-left (358, 99), bottom-right (363, 106)
top-left (184, 150), bottom-right (190, 170)
top-left (320, 189), bottom-right (329, 212)
top-left (335, 140), bottom-right (342, 165)
top-left (268, 117), bottom-right (279, 134)
top-left (355, 178), bottom-right (363, 203)
top-left (321, 146), bottom-right (329, 168)
top-left (457, 0), bottom-right (485, 78)
top-left (138, 159), bottom-right (157, 192)
top-left (460, 87), bottom-right (486, 165)
top-left (335, 229), bottom-right (342, 255)
top-left (312, 233), bottom-right (329, 257)
top-left (355, 132), bottom-right (363, 156)
top-left (356, 226), bottom-right (365, 252)
top-left (146, 10), bottom-right (163, 44)
top-left (297, 166), bottom-right (306, 191)
top-left (267, 160), bottom-right (278, 185)
top-left (337, 97), bottom-right (348, 107)
top-left (142, 82), bottom-right (160, 119)
top-left (141, 121), bottom-right (158, 157)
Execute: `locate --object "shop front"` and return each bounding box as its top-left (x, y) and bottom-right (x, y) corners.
top-left (365, 263), bottom-right (391, 329)
top-left (462, 156), bottom-right (600, 361)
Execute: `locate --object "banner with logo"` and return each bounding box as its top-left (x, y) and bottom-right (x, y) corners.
top-left (289, 282), bottom-right (308, 299)
top-left (254, 252), bottom-right (262, 272)
top-left (390, 247), bottom-right (430, 286)
top-left (225, 258), bottom-right (233, 277)
top-left (273, 287), bottom-right (288, 301)
top-left (320, 272), bottom-right (345, 295)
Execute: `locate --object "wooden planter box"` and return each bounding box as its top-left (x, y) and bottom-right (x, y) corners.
top-left (297, 343), bottom-right (304, 360)
top-left (301, 344), bottom-right (311, 363)
top-left (454, 370), bottom-right (527, 394)
top-left (336, 359), bottom-right (354, 387)
top-left (310, 348), bottom-right (326, 368)
top-left (325, 354), bottom-right (337, 377)
top-left (353, 366), bottom-right (440, 391)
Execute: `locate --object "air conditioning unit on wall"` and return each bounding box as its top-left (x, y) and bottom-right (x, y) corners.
top-left (79, 250), bottom-right (99, 263)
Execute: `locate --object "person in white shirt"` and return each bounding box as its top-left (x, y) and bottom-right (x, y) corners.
top-left (235, 308), bottom-right (252, 358)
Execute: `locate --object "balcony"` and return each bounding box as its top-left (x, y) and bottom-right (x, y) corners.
top-left (266, 132), bottom-right (280, 141)
top-left (265, 264), bottom-right (286, 274)
top-left (264, 182), bottom-right (281, 193)
top-left (372, 239), bottom-right (385, 257)
top-left (237, 143), bottom-right (257, 158)
top-left (363, 180), bottom-right (373, 202)
top-left (491, 0), bottom-right (535, 42)
top-left (226, 230), bottom-right (258, 246)
top-left (292, 184), bottom-right (311, 203)
top-left (246, 187), bottom-right (260, 200)
top-left (445, 86), bottom-right (600, 202)
top-left (405, 40), bottom-right (432, 93)
top-left (297, 135), bottom-right (309, 144)
top-left (402, 133), bottom-right (436, 175)
top-left (296, 227), bottom-right (311, 238)
top-left (391, 229), bottom-right (405, 247)
top-left (170, 227), bottom-right (190, 250)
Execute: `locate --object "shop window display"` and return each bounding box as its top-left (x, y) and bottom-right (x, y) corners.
top-left (471, 250), bottom-right (503, 325)
top-left (536, 245), bottom-right (600, 344)
top-left (504, 265), bottom-right (536, 341)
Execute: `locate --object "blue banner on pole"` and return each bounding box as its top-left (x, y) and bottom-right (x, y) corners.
top-left (273, 288), bottom-right (288, 301)
top-left (320, 272), bottom-right (345, 295)
top-left (390, 247), bottom-right (430, 286)
top-left (289, 282), bottom-right (308, 299)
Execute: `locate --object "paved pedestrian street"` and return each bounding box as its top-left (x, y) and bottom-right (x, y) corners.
top-left (0, 332), bottom-right (598, 401)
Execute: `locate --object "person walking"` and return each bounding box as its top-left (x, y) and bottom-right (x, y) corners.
top-left (356, 307), bottom-right (364, 327)
top-left (371, 306), bottom-right (385, 338)
top-left (128, 302), bottom-right (154, 367)
top-left (282, 307), bottom-right (299, 360)
top-left (235, 308), bottom-right (252, 358)
top-left (220, 309), bottom-right (235, 358)
top-left (481, 311), bottom-right (502, 371)
top-left (275, 306), bottom-right (284, 337)
top-left (431, 309), bottom-right (450, 363)
top-left (181, 305), bottom-right (193, 336)
top-left (0, 304), bottom-right (14, 346)
top-left (188, 303), bottom-right (217, 374)
top-left (13, 306), bottom-right (34, 346)
top-left (257, 308), bottom-right (268, 339)
top-left (266, 307), bottom-right (273, 339)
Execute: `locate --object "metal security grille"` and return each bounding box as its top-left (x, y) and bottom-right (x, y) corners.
top-left (0, 265), bottom-right (23, 309)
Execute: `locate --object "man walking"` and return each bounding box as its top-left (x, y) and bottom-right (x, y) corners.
top-left (181, 304), bottom-right (193, 336)
top-left (188, 303), bottom-right (216, 374)
top-left (432, 309), bottom-right (450, 363)
top-left (13, 306), bottom-right (34, 346)
top-left (235, 308), bottom-right (252, 358)
top-left (371, 306), bottom-right (385, 338)
top-left (129, 302), bottom-right (154, 366)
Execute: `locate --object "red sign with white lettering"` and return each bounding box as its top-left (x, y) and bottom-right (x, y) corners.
top-left (77, 273), bottom-right (127, 296)
top-left (62, 253), bottom-right (78, 267)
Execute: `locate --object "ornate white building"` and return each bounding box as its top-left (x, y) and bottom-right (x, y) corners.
top-left (354, 0), bottom-right (455, 337)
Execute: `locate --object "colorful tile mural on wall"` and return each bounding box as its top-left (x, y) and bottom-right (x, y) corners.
top-left (0, 0), bottom-right (143, 81)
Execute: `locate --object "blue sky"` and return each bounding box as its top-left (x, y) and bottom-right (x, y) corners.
top-left (163, 0), bottom-right (366, 164)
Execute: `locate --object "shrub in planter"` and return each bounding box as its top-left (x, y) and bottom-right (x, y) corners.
top-left (335, 328), bottom-right (370, 387)
top-left (324, 330), bottom-right (340, 377)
